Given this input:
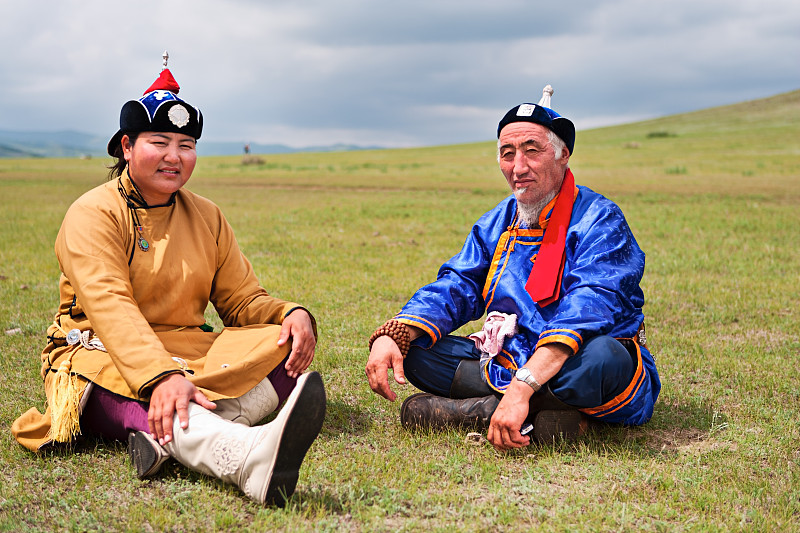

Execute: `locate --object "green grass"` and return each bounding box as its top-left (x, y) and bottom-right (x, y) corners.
top-left (1, 89), bottom-right (799, 531)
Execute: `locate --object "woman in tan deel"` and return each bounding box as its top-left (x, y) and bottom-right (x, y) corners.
top-left (11, 53), bottom-right (326, 506)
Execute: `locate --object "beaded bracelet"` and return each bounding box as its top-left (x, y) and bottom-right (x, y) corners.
top-left (368, 319), bottom-right (411, 358)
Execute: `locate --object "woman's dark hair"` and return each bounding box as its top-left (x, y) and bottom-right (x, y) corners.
top-left (106, 132), bottom-right (140, 180)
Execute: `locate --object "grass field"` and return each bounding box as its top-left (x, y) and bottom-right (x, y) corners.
top-left (1, 90), bottom-right (799, 531)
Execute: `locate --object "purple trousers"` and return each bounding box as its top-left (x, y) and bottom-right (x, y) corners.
top-left (80, 359), bottom-right (297, 441)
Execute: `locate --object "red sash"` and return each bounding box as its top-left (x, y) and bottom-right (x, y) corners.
top-left (524, 169), bottom-right (575, 307)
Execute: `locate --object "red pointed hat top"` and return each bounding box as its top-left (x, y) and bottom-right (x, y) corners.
top-left (144, 69), bottom-right (180, 94)
top-left (143, 51), bottom-right (180, 95)
top-left (107, 50), bottom-right (202, 156)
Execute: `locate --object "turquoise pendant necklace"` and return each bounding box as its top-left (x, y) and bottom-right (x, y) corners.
top-left (136, 226), bottom-right (150, 252)
top-left (118, 177), bottom-right (150, 254)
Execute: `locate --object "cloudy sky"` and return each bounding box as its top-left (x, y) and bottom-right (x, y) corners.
top-left (1, 0), bottom-right (798, 148)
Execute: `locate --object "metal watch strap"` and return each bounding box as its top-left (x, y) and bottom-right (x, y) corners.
top-left (515, 367), bottom-right (542, 392)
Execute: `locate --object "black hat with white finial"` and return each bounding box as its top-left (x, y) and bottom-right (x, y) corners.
top-left (497, 85), bottom-right (575, 154)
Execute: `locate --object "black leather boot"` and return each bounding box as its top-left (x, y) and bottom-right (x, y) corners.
top-left (400, 359), bottom-right (588, 441)
top-left (401, 359), bottom-right (499, 430)
top-left (400, 392), bottom-right (500, 430)
top-left (449, 359), bottom-right (494, 399)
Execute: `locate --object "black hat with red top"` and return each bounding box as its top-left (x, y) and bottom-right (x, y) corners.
top-left (107, 51), bottom-right (203, 156)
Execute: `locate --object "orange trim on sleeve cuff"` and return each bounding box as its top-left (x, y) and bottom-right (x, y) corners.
top-left (539, 328), bottom-right (583, 343)
top-left (536, 335), bottom-right (580, 354)
top-left (395, 317), bottom-right (440, 347)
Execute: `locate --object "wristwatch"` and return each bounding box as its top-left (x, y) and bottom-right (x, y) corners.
top-left (515, 367), bottom-right (542, 392)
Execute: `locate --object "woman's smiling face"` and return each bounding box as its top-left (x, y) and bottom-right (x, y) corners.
top-left (122, 131), bottom-right (197, 205)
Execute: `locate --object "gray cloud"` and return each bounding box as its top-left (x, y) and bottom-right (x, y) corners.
top-left (0, 0), bottom-right (797, 148)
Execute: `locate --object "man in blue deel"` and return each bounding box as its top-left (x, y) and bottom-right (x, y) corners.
top-left (365, 86), bottom-right (660, 451)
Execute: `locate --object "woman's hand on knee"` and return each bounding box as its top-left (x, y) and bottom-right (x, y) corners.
top-left (148, 373), bottom-right (215, 445)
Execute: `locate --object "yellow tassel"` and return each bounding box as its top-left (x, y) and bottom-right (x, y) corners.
top-left (47, 359), bottom-right (82, 443)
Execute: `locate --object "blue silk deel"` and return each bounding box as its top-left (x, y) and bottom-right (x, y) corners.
top-left (395, 184), bottom-right (661, 425)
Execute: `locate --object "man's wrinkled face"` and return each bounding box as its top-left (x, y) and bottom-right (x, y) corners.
top-left (498, 122), bottom-right (569, 208)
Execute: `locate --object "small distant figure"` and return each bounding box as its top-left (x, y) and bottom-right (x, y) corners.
top-left (242, 143), bottom-right (263, 165)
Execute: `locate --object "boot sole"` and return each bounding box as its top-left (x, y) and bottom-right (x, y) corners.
top-left (263, 371), bottom-right (327, 506)
top-left (533, 410), bottom-right (584, 444)
top-left (128, 431), bottom-right (166, 479)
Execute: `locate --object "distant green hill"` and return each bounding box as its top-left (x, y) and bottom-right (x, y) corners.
top-left (570, 89), bottom-right (800, 198)
top-left (0, 129), bottom-right (380, 158)
top-left (2, 89), bottom-right (797, 165)
top-left (0, 130), bottom-right (107, 158)
top-left (578, 88), bottom-right (799, 151)
top-left (0, 144), bottom-right (39, 158)
top-left (192, 89), bottom-right (800, 198)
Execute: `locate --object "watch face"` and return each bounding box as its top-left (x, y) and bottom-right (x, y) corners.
top-left (515, 368), bottom-right (539, 391)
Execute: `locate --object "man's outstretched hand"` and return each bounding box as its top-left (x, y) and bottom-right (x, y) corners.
top-left (365, 335), bottom-right (407, 401)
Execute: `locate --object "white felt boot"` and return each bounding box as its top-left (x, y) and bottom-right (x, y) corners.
top-left (165, 371), bottom-right (325, 505)
top-left (128, 377), bottom-right (281, 479)
top-left (213, 376), bottom-right (280, 425)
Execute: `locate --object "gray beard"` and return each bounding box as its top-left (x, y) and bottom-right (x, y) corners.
top-left (515, 189), bottom-right (557, 228)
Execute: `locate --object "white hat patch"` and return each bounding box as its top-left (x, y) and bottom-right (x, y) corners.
top-left (168, 104), bottom-right (190, 128)
top-left (516, 104), bottom-right (536, 117)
